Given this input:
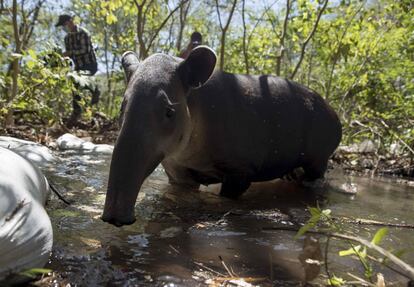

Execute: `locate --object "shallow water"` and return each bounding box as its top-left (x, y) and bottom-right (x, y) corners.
top-left (42, 151), bottom-right (414, 286)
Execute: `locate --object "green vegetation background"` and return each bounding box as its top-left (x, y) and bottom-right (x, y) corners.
top-left (0, 0), bottom-right (413, 157)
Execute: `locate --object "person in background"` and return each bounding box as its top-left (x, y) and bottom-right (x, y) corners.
top-left (55, 13), bottom-right (100, 127)
top-left (179, 31), bottom-right (203, 59)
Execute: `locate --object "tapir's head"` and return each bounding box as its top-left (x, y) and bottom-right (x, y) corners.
top-left (102, 46), bottom-right (216, 227)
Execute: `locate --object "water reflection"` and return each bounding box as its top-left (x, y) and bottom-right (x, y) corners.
top-left (43, 152), bottom-right (414, 286)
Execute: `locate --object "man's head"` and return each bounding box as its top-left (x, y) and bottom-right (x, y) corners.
top-left (56, 14), bottom-right (75, 32)
top-left (190, 32), bottom-right (202, 46)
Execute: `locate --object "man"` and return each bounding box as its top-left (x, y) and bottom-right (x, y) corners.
top-left (56, 14), bottom-right (100, 126)
top-left (179, 31), bottom-right (203, 59)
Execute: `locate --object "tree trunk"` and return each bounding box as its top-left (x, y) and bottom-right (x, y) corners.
top-left (104, 27), bottom-right (113, 115)
top-left (4, 0), bottom-right (44, 126)
top-left (215, 0), bottom-right (238, 71)
top-left (176, 1), bottom-right (191, 53)
top-left (134, 0), bottom-right (186, 59)
top-left (6, 0), bottom-right (22, 126)
top-left (136, 3), bottom-right (148, 59)
top-left (219, 32), bottom-right (226, 70)
top-left (108, 56), bottom-right (117, 116)
top-left (241, 0), bottom-right (249, 74)
top-left (275, 0), bottom-right (290, 76)
top-left (307, 46), bottom-right (314, 87)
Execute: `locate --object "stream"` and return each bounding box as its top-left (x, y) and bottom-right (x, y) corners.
top-left (41, 150), bottom-right (414, 286)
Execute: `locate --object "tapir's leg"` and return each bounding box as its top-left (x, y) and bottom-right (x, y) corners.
top-left (303, 159), bottom-right (328, 181)
top-left (220, 177), bottom-right (251, 199)
top-left (283, 167), bottom-right (306, 182)
top-left (164, 163), bottom-right (200, 189)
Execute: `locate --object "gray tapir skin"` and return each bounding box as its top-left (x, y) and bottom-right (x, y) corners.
top-left (102, 46), bottom-right (342, 226)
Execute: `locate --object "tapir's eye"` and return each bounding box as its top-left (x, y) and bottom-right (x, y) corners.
top-left (166, 106), bottom-right (176, 118)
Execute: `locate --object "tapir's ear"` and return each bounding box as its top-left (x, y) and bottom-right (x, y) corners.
top-left (121, 51), bottom-right (139, 83)
top-left (178, 46), bottom-right (216, 89)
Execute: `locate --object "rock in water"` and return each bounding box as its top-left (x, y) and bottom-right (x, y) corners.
top-left (0, 147), bottom-right (53, 281)
top-left (56, 133), bottom-right (113, 154)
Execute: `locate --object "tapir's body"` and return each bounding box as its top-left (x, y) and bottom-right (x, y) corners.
top-left (164, 71), bottom-right (340, 188)
top-left (102, 47), bottom-right (342, 226)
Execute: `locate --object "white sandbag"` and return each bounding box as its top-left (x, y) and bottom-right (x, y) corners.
top-left (56, 133), bottom-right (113, 154)
top-left (0, 147), bottom-right (53, 280)
top-left (0, 136), bottom-right (57, 167)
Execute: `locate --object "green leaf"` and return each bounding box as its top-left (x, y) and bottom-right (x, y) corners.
top-left (393, 249), bottom-right (406, 258)
top-left (27, 49), bottom-right (38, 60)
top-left (295, 223), bottom-right (314, 239)
top-left (106, 13), bottom-right (118, 24)
top-left (19, 268), bottom-right (52, 278)
top-left (328, 275), bottom-right (346, 286)
top-left (295, 208), bottom-right (321, 238)
top-left (321, 209), bottom-right (332, 217)
top-left (371, 227), bottom-right (388, 245)
top-left (340, 245), bottom-right (367, 259)
top-left (26, 60), bottom-right (36, 69)
top-left (309, 207), bottom-right (321, 217)
top-left (339, 245), bottom-right (362, 256)
top-left (68, 72), bottom-right (93, 88)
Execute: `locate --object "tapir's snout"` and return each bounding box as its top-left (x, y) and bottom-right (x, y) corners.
top-left (101, 190), bottom-right (137, 227)
top-left (101, 211), bottom-right (136, 227)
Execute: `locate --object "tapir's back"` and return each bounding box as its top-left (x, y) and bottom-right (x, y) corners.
top-left (185, 71), bottom-right (341, 182)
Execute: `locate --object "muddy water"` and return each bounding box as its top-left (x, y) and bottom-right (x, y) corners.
top-left (43, 152), bottom-right (414, 286)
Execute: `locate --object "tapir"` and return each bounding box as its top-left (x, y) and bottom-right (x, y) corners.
top-left (102, 46), bottom-right (342, 226)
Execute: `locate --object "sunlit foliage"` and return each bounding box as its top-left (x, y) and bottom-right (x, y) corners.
top-left (0, 0), bottom-right (413, 156)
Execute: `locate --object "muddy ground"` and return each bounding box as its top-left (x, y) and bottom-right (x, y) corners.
top-left (1, 117), bottom-right (413, 181)
top-left (1, 118), bottom-right (414, 286)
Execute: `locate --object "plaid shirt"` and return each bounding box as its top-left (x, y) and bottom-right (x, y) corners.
top-left (65, 26), bottom-right (97, 71)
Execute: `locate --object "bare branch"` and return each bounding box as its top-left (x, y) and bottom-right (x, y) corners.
top-left (223, 0), bottom-right (237, 32)
top-left (12, 0), bottom-right (20, 48)
top-left (276, 0), bottom-right (290, 76)
top-left (7, 0), bottom-right (22, 126)
top-left (241, 0), bottom-right (249, 73)
top-left (216, 0), bottom-right (238, 70)
top-left (134, 0), bottom-right (147, 58)
top-left (291, 0), bottom-right (329, 79)
top-left (214, 0), bottom-right (223, 30)
top-left (264, 226), bottom-right (414, 280)
top-left (145, 0), bottom-right (189, 56)
top-left (23, 0), bottom-right (45, 49)
top-left (143, 0), bottom-right (155, 24)
top-left (339, 28), bottom-right (388, 118)
top-left (325, 1), bottom-right (365, 100)
top-left (176, 0), bottom-right (191, 51)
top-left (380, 120), bottom-right (414, 155)
top-left (247, 0), bottom-right (279, 52)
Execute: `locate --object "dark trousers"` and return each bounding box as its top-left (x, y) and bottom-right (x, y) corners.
top-left (70, 63), bottom-right (99, 120)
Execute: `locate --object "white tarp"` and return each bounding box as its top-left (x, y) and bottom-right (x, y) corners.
top-left (0, 136), bottom-right (57, 168)
top-left (0, 147), bottom-right (53, 280)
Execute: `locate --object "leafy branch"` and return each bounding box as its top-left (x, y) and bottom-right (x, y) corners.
top-left (296, 207), bottom-right (414, 284)
top-left (290, 0), bottom-right (329, 79)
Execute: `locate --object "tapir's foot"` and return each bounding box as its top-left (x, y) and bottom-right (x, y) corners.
top-left (220, 179), bottom-right (251, 199)
top-left (301, 177), bottom-right (326, 188)
top-left (283, 167), bottom-right (306, 182)
top-left (301, 160), bottom-right (328, 188)
top-left (303, 160), bottom-right (328, 182)
top-left (169, 180), bottom-right (200, 190)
